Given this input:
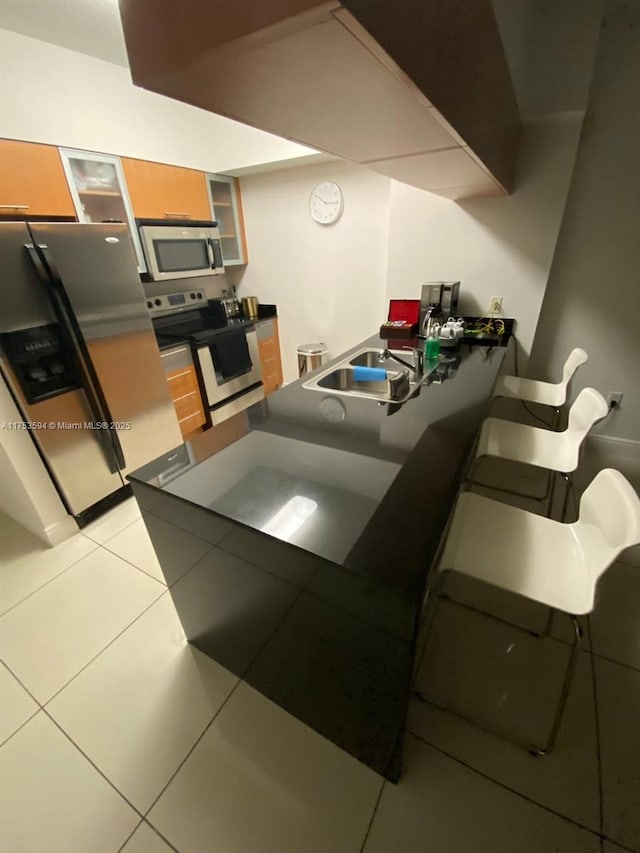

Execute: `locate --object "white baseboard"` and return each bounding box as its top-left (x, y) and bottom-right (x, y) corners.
top-left (43, 515), bottom-right (79, 547)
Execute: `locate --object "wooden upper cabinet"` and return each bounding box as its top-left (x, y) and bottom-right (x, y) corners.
top-left (119, 0), bottom-right (521, 200)
top-left (121, 158), bottom-right (211, 220)
top-left (0, 140), bottom-right (76, 217)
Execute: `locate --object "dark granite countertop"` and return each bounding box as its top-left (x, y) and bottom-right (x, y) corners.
top-left (131, 333), bottom-right (507, 603)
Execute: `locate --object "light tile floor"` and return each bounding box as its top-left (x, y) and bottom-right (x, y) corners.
top-left (0, 494), bottom-right (638, 853)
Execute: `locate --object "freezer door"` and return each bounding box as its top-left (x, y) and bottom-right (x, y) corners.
top-left (0, 223), bottom-right (125, 515)
top-left (0, 222), bottom-right (57, 332)
top-left (28, 223), bottom-right (183, 473)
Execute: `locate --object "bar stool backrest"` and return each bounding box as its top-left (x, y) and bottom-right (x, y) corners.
top-left (561, 348), bottom-right (589, 385)
top-left (576, 468), bottom-right (640, 584)
top-left (567, 387), bottom-right (609, 437)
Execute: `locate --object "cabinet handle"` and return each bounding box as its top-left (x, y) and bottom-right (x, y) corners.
top-left (173, 390), bottom-right (198, 403)
top-left (0, 204), bottom-right (29, 209)
top-left (160, 347), bottom-right (189, 357)
top-left (164, 212), bottom-right (190, 218)
top-left (167, 369), bottom-right (193, 380)
top-left (179, 410), bottom-right (203, 424)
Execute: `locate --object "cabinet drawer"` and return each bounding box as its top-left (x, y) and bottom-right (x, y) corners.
top-left (167, 370), bottom-right (199, 400)
top-left (255, 319), bottom-right (274, 341)
top-left (258, 337), bottom-right (277, 360)
top-left (178, 408), bottom-right (206, 438)
top-left (173, 389), bottom-right (203, 420)
top-left (160, 346), bottom-right (193, 374)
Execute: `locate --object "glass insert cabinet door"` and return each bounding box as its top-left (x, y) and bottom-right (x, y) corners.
top-left (59, 148), bottom-right (146, 272)
top-left (206, 173), bottom-right (247, 266)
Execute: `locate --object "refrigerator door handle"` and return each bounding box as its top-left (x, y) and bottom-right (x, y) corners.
top-left (25, 243), bottom-right (127, 473)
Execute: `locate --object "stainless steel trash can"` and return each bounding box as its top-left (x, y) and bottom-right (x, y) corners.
top-left (297, 342), bottom-right (327, 377)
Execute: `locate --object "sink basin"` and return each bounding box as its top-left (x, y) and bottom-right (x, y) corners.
top-left (303, 346), bottom-right (431, 404)
top-left (316, 366), bottom-right (406, 399)
top-left (349, 348), bottom-right (417, 370)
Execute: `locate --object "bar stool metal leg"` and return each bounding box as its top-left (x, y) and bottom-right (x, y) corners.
top-left (533, 615), bottom-right (583, 755)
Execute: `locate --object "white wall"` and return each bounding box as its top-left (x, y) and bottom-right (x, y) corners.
top-left (228, 160), bottom-right (390, 383)
top-left (385, 115), bottom-right (584, 361)
top-left (529, 2), bottom-right (640, 444)
top-left (0, 28), bottom-right (317, 173)
top-left (0, 378), bottom-right (77, 545)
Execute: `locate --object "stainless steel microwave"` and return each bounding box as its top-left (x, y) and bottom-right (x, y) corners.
top-left (137, 219), bottom-right (224, 281)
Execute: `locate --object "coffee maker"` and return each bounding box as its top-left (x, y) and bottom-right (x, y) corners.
top-left (419, 281), bottom-right (460, 334)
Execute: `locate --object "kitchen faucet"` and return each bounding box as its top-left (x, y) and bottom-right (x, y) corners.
top-left (380, 346), bottom-right (424, 375)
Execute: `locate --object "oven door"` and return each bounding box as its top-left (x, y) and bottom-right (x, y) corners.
top-left (197, 328), bottom-right (263, 409)
top-left (139, 224), bottom-right (224, 281)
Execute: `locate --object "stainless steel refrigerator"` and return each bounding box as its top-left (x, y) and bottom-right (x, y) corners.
top-left (0, 221), bottom-right (183, 523)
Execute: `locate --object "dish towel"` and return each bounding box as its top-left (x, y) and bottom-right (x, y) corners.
top-left (211, 329), bottom-right (252, 381)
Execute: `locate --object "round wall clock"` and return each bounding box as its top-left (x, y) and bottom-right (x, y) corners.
top-left (309, 181), bottom-right (344, 225)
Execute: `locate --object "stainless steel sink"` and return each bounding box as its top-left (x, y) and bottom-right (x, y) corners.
top-left (303, 347), bottom-right (433, 404)
top-left (316, 366), bottom-right (408, 400)
top-left (349, 348), bottom-right (416, 369)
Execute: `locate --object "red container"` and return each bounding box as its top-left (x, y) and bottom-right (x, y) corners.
top-left (380, 299), bottom-right (420, 338)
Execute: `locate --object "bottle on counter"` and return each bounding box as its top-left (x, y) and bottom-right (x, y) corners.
top-left (425, 324), bottom-right (441, 361)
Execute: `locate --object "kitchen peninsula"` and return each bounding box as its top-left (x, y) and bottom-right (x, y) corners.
top-left (128, 334), bottom-right (509, 781)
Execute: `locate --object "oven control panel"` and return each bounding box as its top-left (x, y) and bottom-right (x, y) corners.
top-left (146, 289), bottom-right (206, 317)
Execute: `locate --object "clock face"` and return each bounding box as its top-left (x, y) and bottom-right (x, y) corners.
top-left (309, 181), bottom-right (344, 225)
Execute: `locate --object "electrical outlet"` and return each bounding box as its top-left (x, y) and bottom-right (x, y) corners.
top-left (608, 391), bottom-right (623, 409)
top-left (489, 296), bottom-right (503, 314)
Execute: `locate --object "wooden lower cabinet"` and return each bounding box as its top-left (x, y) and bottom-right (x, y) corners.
top-left (256, 318), bottom-right (283, 396)
top-left (160, 345), bottom-right (207, 439)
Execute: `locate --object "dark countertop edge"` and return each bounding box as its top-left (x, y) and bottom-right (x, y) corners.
top-left (157, 338), bottom-right (189, 352)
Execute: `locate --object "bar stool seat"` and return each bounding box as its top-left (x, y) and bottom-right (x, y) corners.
top-left (422, 469), bottom-right (640, 754)
top-left (472, 387), bottom-right (609, 518)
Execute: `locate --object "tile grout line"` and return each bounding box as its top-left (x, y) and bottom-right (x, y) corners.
top-left (358, 778), bottom-right (385, 853)
top-left (406, 730), bottom-right (602, 840)
top-left (116, 818), bottom-right (180, 853)
top-left (142, 576), bottom-right (313, 825)
top-left (42, 707), bottom-right (146, 820)
top-left (115, 818), bottom-right (144, 853)
top-left (142, 676), bottom-right (243, 821)
top-left (587, 615), bottom-right (605, 844)
top-left (600, 835), bottom-right (639, 853)
top-left (0, 588), bottom-right (170, 747)
top-left (589, 648), bottom-right (640, 675)
top-left (0, 704), bottom-right (40, 750)
top-left (99, 539), bottom-right (179, 588)
top-left (615, 557), bottom-right (640, 570)
top-left (0, 539), bottom-right (101, 620)
top-left (42, 584), bottom-right (169, 707)
top-left (80, 510), bottom-right (142, 546)
top-left (140, 820), bottom-right (181, 853)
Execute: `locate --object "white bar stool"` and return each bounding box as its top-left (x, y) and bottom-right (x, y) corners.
top-left (492, 348), bottom-right (588, 424)
top-left (471, 387), bottom-right (609, 519)
top-left (421, 469), bottom-right (640, 755)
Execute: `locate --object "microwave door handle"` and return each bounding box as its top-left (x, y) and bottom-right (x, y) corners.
top-left (25, 243), bottom-right (126, 474)
top-left (207, 238), bottom-right (216, 269)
